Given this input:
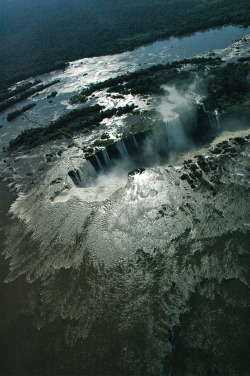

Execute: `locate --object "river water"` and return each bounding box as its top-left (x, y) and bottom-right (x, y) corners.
top-left (0, 25), bottom-right (250, 376)
top-left (0, 25), bottom-right (249, 147)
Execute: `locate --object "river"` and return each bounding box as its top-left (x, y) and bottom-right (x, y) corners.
top-left (0, 25), bottom-right (249, 376)
top-left (0, 25), bottom-right (249, 147)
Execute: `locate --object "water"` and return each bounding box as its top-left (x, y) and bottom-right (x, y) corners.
top-left (0, 25), bottom-right (250, 376)
top-left (2, 140), bottom-right (249, 375)
top-left (115, 139), bottom-right (129, 159)
top-left (95, 154), bottom-right (103, 169)
top-left (0, 26), bottom-right (249, 148)
top-left (102, 148), bottom-right (112, 168)
top-left (165, 117), bottom-right (189, 150)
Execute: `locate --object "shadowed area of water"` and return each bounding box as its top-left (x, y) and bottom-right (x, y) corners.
top-left (1, 135), bottom-right (249, 375)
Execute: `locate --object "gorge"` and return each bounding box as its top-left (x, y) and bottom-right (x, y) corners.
top-left (0, 24), bottom-right (249, 376)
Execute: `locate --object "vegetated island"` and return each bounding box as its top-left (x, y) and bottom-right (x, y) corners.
top-left (7, 103), bottom-right (37, 122)
top-left (71, 57), bottom-right (250, 113)
top-left (7, 58), bottom-right (250, 152)
top-left (8, 104), bottom-right (137, 151)
top-left (0, 0), bottom-right (249, 88)
top-left (0, 80), bottom-right (42, 103)
top-left (0, 80), bottom-right (60, 113)
top-left (70, 57), bottom-right (222, 102)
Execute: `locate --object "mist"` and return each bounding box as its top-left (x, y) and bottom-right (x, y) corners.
top-left (79, 81), bottom-right (205, 189)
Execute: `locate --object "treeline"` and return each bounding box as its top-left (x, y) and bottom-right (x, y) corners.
top-left (0, 0), bottom-right (249, 87)
top-left (71, 57), bottom-right (222, 102)
top-left (0, 80), bottom-right (42, 103)
top-left (206, 62), bottom-right (250, 111)
top-left (0, 80), bottom-right (60, 113)
top-left (8, 104), bottom-right (136, 151)
top-left (7, 59), bottom-right (250, 151)
top-left (7, 103), bottom-right (37, 122)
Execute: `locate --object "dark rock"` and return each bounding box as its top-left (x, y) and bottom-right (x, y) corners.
top-left (190, 163), bottom-right (198, 171)
top-left (234, 137), bottom-right (246, 145)
top-left (86, 147), bottom-right (94, 153)
top-left (128, 168), bottom-right (145, 177)
top-left (101, 133), bottom-right (110, 139)
top-left (211, 147), bottom-right (222, 154)
top-left (193, 170), bottom-right (202, 179)
top-left (180, 173), bottom-right (189, 180)
top-left (226, 146), bottom-right (237, 154)
top-left (51, 177), bottom-right (62, 185)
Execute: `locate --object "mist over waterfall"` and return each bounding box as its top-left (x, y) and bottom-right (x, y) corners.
top-left (80, 84), bottom-right (202, 188)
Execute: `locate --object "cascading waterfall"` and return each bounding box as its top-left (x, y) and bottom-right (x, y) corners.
top-left (68, 162), bottom-right (97, 187)
top-left (202, 103), bottom-right (220, 129)
top-left (79, 161), bottom-right (97, 185)
top-left (116, 139), bottom-right (130, 159)
top-left (95, 155), bottom-right (103, 170)
top-left (215, 110), bottom-right (220, 129)
top-left (68, 168), bottom-right (82, 186)
top-left (165, 117), bottom-right (189, 150)
top-left (102, 148), bottom-right (112, 168)
top-left (132, 135), bottom-right (139, 150)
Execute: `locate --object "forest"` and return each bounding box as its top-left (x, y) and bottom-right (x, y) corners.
top-left (7, 104), bottom-right (136, 151)
top-left (0, 80), bottom-right (60, 113)
top-left (70, 57), bottom-right (223, 102)
top-left (7, 103), bottom-right (36, 121)
top-left (7, 59), bottom-right (250, 152)
top-left (0, 0), bottom-right (249, 88)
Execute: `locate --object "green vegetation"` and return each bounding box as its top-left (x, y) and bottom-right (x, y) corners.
top-left (7, 103), bottom-right (37, 122)
top-left (75, 58), bottom-right (249, 115)
top-left (0, 80), bottom-right (60, 113)
top-left (0, 0), bottom-right (249, 87)
top-left (72, 57), bottom-right (222, 103)
top-left (47, 92), bottom-right (58, 99)
top-left (0, 80), bottom-right (42, 103)
top-left (8, 104), bottom-right (136, 151)
top-left (206, 62), bottom-right (250, 112)
top-left (130, 111), bottom-right (162, 134)
top-left (94, 139), bottom-right (115, 148)
top-left (7, 58), bottom-right (250, 151)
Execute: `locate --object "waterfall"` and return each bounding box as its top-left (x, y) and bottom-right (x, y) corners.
top-left (116, 139), bottom-right (129, 159)
top-left (95, 155), bottom-right (103, 170)
top-left (82, 160), bottom-right (97, 180)
top-left (165, 117), bottom-right (188, 150)
top-left (68, 168), bottom-right (82, 186)
top-left (132, 135), bottom-right (139, 150)
top-left (85, 160), bottom-right (97, 176)
top-left (215, 110), bottom-right (220, 129)
top-left (68, 162), bottom-right (98, 187)
top-left (102, 148), bottom-right (111, 168)
top-left (202, 103), bottom-right (220, 130)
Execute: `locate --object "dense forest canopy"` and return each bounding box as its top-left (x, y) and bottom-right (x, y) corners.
top-left (0, 0), bottom-right (249, 87)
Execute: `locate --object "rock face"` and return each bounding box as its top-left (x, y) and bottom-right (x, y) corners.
top-left (87, 132), bottom-right (148, 171)
top-left (86, 104), bottom-right (220, 173)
